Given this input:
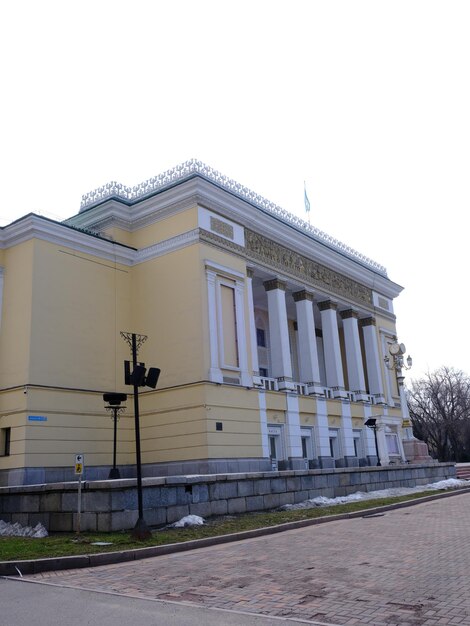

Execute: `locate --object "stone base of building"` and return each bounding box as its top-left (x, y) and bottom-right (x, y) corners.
top-left (0, 463), bottom-right (457, 539)
top-left (0, 448), bottom-right (435, 488)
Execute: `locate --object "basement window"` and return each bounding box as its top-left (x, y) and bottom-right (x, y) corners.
top-left (1, 427), bottom-right (11, 456)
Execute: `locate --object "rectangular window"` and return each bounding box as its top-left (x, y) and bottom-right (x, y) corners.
top-left (269, 435), bottom-right (277, 459)
top-left (259, 367), bottom-right (268, 377)
top-left (1, 427), bottom-right (11, 456)
top-left (386, 433), bottom-right (400, 455)
top-left (329, 429), bottom-right (340, 459)
top-left (256, 328), bottom-right (266, 347)
top-left (353, 430), bottom-right (363, 458)
top-left (220, 284), bottom-right (239, 368)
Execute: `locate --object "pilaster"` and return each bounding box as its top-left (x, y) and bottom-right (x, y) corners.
top-left (285, 393), bottom-right (303, 466)
top-left (246, 269), bottom-right (263, 388)
top-left (234, 278), bottom-right (252, 387)
top-left (206, 268), bottom-right (223, 383)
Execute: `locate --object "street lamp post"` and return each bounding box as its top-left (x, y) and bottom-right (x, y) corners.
top-left (103, 393), bottom-right (127, 479)
top-left (365, 417), bottom-right (381, 466)
top-left (120, 331), bottom-right (161, 541)
top-left (384, 341), bottom-right (413, 441)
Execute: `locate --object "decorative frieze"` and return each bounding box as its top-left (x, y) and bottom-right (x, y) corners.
top-left (199, 229), bottom-right (373, 307)
top-left (244, 230), bottom-right (373, 306)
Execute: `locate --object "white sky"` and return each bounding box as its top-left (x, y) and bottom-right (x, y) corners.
top-left (1, 1), bottom-right (469, 382)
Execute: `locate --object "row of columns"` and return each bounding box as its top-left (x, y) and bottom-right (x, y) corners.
top-left (250, 276), bottom-right (386, 404)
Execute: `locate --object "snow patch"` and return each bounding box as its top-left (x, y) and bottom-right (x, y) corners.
top-left (171, 515), bottom-right (205, 528)
top-left (0, 520), bottom-right (48, 538)
top-left (280, 478), bottom-right (468, 511)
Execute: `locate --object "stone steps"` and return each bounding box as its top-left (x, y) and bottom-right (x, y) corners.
top-left (456, 465), bottom-right (470, 480)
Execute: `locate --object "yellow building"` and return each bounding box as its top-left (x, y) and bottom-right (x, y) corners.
top-left (0, 160), bottom-right (412, 486)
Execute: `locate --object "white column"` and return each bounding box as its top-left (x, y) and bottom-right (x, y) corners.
top-left (360, 317), bottom-right (386, 404)
top-left (264, 279), bottom-right (294, 391)
top-left (285, 393), bottom-right (303, 464)
top-left (206, 268), bottom-right (223, 383)
top-left (340, 309), bottom-right (368, 402)
top-left (246, 269), bottom-right (262, 387)
top-left (293, 290), bottom-right (323, 395)
top-left (318, 300), bottom-right (347, 399)
top-left (234, 278), bottom-right (252, 387)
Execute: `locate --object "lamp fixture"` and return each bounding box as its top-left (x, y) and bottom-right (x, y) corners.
top-left (384, 342), bottom-right (412, 371)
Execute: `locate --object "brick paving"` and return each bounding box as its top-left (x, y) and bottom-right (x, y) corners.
top-left (27, 493), bottom-right (470, 625)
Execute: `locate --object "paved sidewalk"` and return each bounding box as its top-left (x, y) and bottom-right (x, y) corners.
top-left (26, 493), bottom-right (470, 625)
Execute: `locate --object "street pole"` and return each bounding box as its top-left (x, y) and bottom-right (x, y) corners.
top-left (109, 406), bottom-right (120, 479)
top-left (131, 333), bottom-right (150, 540)
top-left (373, 426), bottom-right (381, 466)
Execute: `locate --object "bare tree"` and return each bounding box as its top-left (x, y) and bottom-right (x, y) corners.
top-left (408, 366), bottom-right (470, 462)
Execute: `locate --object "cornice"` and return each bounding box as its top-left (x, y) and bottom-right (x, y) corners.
top-left (135, 229), bottom-right (200, 264)
top-left (66, 169), bottom-right (404, 300)
top-left (0, 214), bottom-right (136, 265)
top-left (65, 182), bottom-right (201, 234)
top-left (75, 159), bottom-right (388, 277)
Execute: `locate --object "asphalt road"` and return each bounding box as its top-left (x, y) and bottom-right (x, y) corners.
top-left (0, 578), bottom-right (318, 626)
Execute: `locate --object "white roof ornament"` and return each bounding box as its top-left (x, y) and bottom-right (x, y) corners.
top-left (79, 159), bottom-right (387, 276)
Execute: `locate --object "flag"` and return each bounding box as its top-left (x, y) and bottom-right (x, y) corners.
top-left (304, 181), bottom-right (310, 214)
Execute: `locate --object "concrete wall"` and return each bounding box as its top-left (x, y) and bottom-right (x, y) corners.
top-left (0, 463), bottom-right (456, 533)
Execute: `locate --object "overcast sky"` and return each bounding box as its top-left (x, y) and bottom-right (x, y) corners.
top-left (1, 1), bottom-right (469, 382)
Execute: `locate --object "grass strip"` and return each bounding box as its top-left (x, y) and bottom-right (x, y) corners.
top-left (0, 488), bottom-right (463, 562)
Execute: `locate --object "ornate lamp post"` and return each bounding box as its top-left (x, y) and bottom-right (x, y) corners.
top-left (384, 341), bottom-right (413, 439)
top-left (365, 417), bottom-right (381, 466)
top-left (120, 332), bottom-right (160, 540)
top-left (103, 393), bottom-right (127, 479)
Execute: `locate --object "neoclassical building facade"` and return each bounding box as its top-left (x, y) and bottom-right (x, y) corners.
top-left (0, 161), bottom-right (412, 486)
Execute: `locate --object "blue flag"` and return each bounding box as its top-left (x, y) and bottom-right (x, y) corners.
top-left (304, 181), bottom-right (310, 214)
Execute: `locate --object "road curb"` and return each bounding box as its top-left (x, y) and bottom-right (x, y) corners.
top-left (2, 486), bottom-right (470, 577)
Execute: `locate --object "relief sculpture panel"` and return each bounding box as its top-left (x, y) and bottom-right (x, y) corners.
top-left (200, 228), bottom-right (373, 306)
